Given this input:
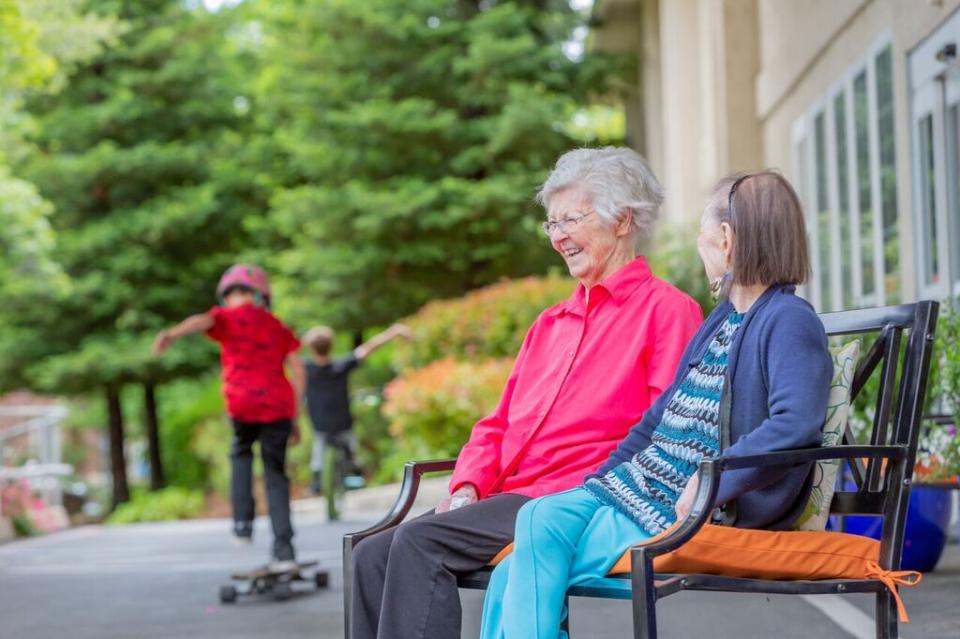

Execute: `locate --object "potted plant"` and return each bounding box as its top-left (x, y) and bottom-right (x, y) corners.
top-left (840, 300), bottom-right (960, 571)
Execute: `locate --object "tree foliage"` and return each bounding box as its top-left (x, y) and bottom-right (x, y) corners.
top-left (253, 0), bottom-right (628, 330)
top-left (12, 0), bottom-right (263, 393)
top-left (1, 0), bottom-right (632, 506)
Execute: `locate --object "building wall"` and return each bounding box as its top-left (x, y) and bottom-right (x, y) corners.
top-left (756, 0), bottom-right (871, 120)
top-left (760, 0), bottom-right (960, 306)
top-left (595, 0), bottom-right (960, 307)
top-left (655, 0), bottom-right (763, 226)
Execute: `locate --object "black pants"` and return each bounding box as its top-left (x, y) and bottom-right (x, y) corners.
top-left (230, 418), bottom-right (295, 561)
top-left (351, 493), bottom-right (530, 639)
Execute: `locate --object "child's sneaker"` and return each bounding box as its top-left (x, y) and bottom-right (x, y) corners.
top-left (233, 520), bottom-right (253, 544)
top-left (347, 460), bottom-right (365, 477)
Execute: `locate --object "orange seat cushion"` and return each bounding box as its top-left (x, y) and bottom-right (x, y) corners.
top-left (488, 525), bottom-right (921, 622)
top-left (612, 524), bottom-right (883, 577)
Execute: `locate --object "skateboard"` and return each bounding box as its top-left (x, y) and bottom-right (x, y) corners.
top-left (219, 560), bottom-right (329, 603)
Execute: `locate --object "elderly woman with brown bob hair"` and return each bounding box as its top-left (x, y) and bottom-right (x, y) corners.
top-left (479, 170), bottom-right (834, 639)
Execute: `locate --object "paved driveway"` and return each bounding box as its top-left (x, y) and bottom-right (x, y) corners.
top-left (1, 499), bottom-right (956, 639)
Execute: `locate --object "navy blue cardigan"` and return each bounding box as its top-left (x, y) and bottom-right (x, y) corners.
top-left (592, 284), bottom-right (832, 530)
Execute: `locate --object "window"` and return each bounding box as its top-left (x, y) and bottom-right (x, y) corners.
top-left (875, 47), bottom-right (900, 303)
top-left (833, 91), bottom-right (853, 309)
top-left (792, 38), bottom-right (900, 310)
top-left (909, 9), bottom-right (960, 301)
top-left (949, 103), bottom-right (960, 284)
top-left (814, 112), bottom-right (832, 310)
top-left (853, 72), bottom-right (875, 300)
top-left (918, 113), bottom-right (939, 286)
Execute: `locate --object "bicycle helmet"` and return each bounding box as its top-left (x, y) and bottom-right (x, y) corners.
top-left (216, 264), bottom-right (272, 306)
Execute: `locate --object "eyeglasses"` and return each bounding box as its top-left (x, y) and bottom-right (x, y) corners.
top-left (541, 211), bottom-right (594, 236)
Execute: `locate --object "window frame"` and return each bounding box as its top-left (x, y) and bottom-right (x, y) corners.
top-left (791, 33), bottom-right (896, 311)
top-left (908, 9), bottom-right (960, 301)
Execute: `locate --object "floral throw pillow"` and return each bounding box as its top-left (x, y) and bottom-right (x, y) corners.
top-left (794, 340), bottom-right (861, 531)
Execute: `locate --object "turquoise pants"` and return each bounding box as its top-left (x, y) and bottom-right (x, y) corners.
top-left (479, 487), bottom-right (652, 639)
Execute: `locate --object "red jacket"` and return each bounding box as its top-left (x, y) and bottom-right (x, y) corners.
top-left (449, 257), bottom-right (703, 499)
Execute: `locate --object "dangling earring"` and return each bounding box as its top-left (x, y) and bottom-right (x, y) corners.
top-left (710, 271), bottom-right (732, 303)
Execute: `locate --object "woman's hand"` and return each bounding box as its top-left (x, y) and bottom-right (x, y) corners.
top-left (436, 484), bottom-right (478, 513)
top-left (674, 473), bottom-right (699, 521)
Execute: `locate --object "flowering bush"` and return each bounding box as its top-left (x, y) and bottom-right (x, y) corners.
top-left (918, 300), bottom-right (960, 481)
top-left (372, 264), bottom-right (705, 483)
top-left (849, 299), bottom-right (960, 482)
top-left (915, 422), bottom-right (960, 481)
top-left (393, 274), bottom-right (572, 370)
top-left (0, 479), bottom-right (37, 536)
top-left (378, 357), bottom-right (513, 480)
top-left (647, 226), bottom-right (714, 313)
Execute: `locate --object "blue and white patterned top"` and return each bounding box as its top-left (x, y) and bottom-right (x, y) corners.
top-left (585, 311), bottom-right (744, 535)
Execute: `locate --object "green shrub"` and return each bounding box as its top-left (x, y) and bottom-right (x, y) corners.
top-left (157, 376), bottom-right (223, 489)
top-left (394, 274), bottom-right (572, 369)
top-left (354, 274), bottom-right (571, 482)
top-left (352, 387), bottom-right (393, 482)
top-left (931, 299), bottom-right (960, 413)
top-left (191, 415), bottom-right (234, 497)
top-left (12, 513), bottom-right (37, 537)
top-left (106, 487), bottom-right (205, 524)
top-left (647, 226), bottom-right (713, 314)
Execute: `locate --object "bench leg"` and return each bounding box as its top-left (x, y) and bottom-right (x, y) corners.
top-left (631, 550), bottom-right (658, 639)
top-left (343, 535), bottom-right (355, 639)
top-left (875, 590), bottom-right (898, 639)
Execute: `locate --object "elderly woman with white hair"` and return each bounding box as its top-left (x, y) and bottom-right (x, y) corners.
top-left (349, 147), bottom-right (703, 639)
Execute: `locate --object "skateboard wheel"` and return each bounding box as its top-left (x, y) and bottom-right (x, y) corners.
top-left (219, 585), bottom-right (238, 604)
top-left (314, 571), bottom-right (329, 589)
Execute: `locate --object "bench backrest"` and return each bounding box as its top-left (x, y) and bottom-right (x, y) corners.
top-left (818, 301), bottom-right (939, 570)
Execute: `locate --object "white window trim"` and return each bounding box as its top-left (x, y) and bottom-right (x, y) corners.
top-left (790, 32), bottom-right (896, 311)
top-left (948, 72), bottom-right (960, 295)
top-left (910, 83), bottom-right (948, 300)
top-left (908, 8), bottom-right (960, 301)
top-left (791, 118), bottom-right (813, 305)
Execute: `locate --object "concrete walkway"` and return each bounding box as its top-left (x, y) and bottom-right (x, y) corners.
top-left (0, 480), bottom-right (957, 638)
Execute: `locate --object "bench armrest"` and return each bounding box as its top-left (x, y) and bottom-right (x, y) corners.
top-left (630, 444), bottom-right (907, 563)
top-left (344, 458), bottom-right (457, 547)
top-left (629, 458), bottom-right (723, 562)
top-left (717, 445), bottom-right (906, 471)
top-left (343, 458), bottom-right (457, 636)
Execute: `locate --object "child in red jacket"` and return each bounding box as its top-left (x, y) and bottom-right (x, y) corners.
top-left (153, 264), bottom-right (304, 568)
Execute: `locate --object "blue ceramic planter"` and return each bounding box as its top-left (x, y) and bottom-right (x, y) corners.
top-left (840, 485), bottom-right (953, 572)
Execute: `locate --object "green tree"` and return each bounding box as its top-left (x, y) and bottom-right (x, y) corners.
top-left (252, 0), bottom-right (628, 331)
top-left (0, 0), bottom-right (120, 289)
top-left (9, 0), bottom-right (262, 506)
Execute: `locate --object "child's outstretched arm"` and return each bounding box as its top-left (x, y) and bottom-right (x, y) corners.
top-left (354, 323), bottom-right (413, 361)
top-left (152, 312), bottom-right (214, 355)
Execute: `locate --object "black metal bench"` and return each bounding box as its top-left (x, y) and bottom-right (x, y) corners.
top-left (344, 301), bottom-right (939, 639)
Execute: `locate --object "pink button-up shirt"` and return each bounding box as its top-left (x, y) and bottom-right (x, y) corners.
top-left (449, 257), bottom-right (703, 499)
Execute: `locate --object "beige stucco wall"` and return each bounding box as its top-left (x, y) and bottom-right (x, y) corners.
top-left (595, 0), bottom-right (960, 303)
top-left (656, 0), bottom-right (763, 227)
top-left (592, 0), bottom-right (665, 188)
top-left (756, 0), bottom-right (871, 119)
top-left (593, 0), bottom-right (762, 228)
top-left (760, 0), bottom-right (960, 303)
